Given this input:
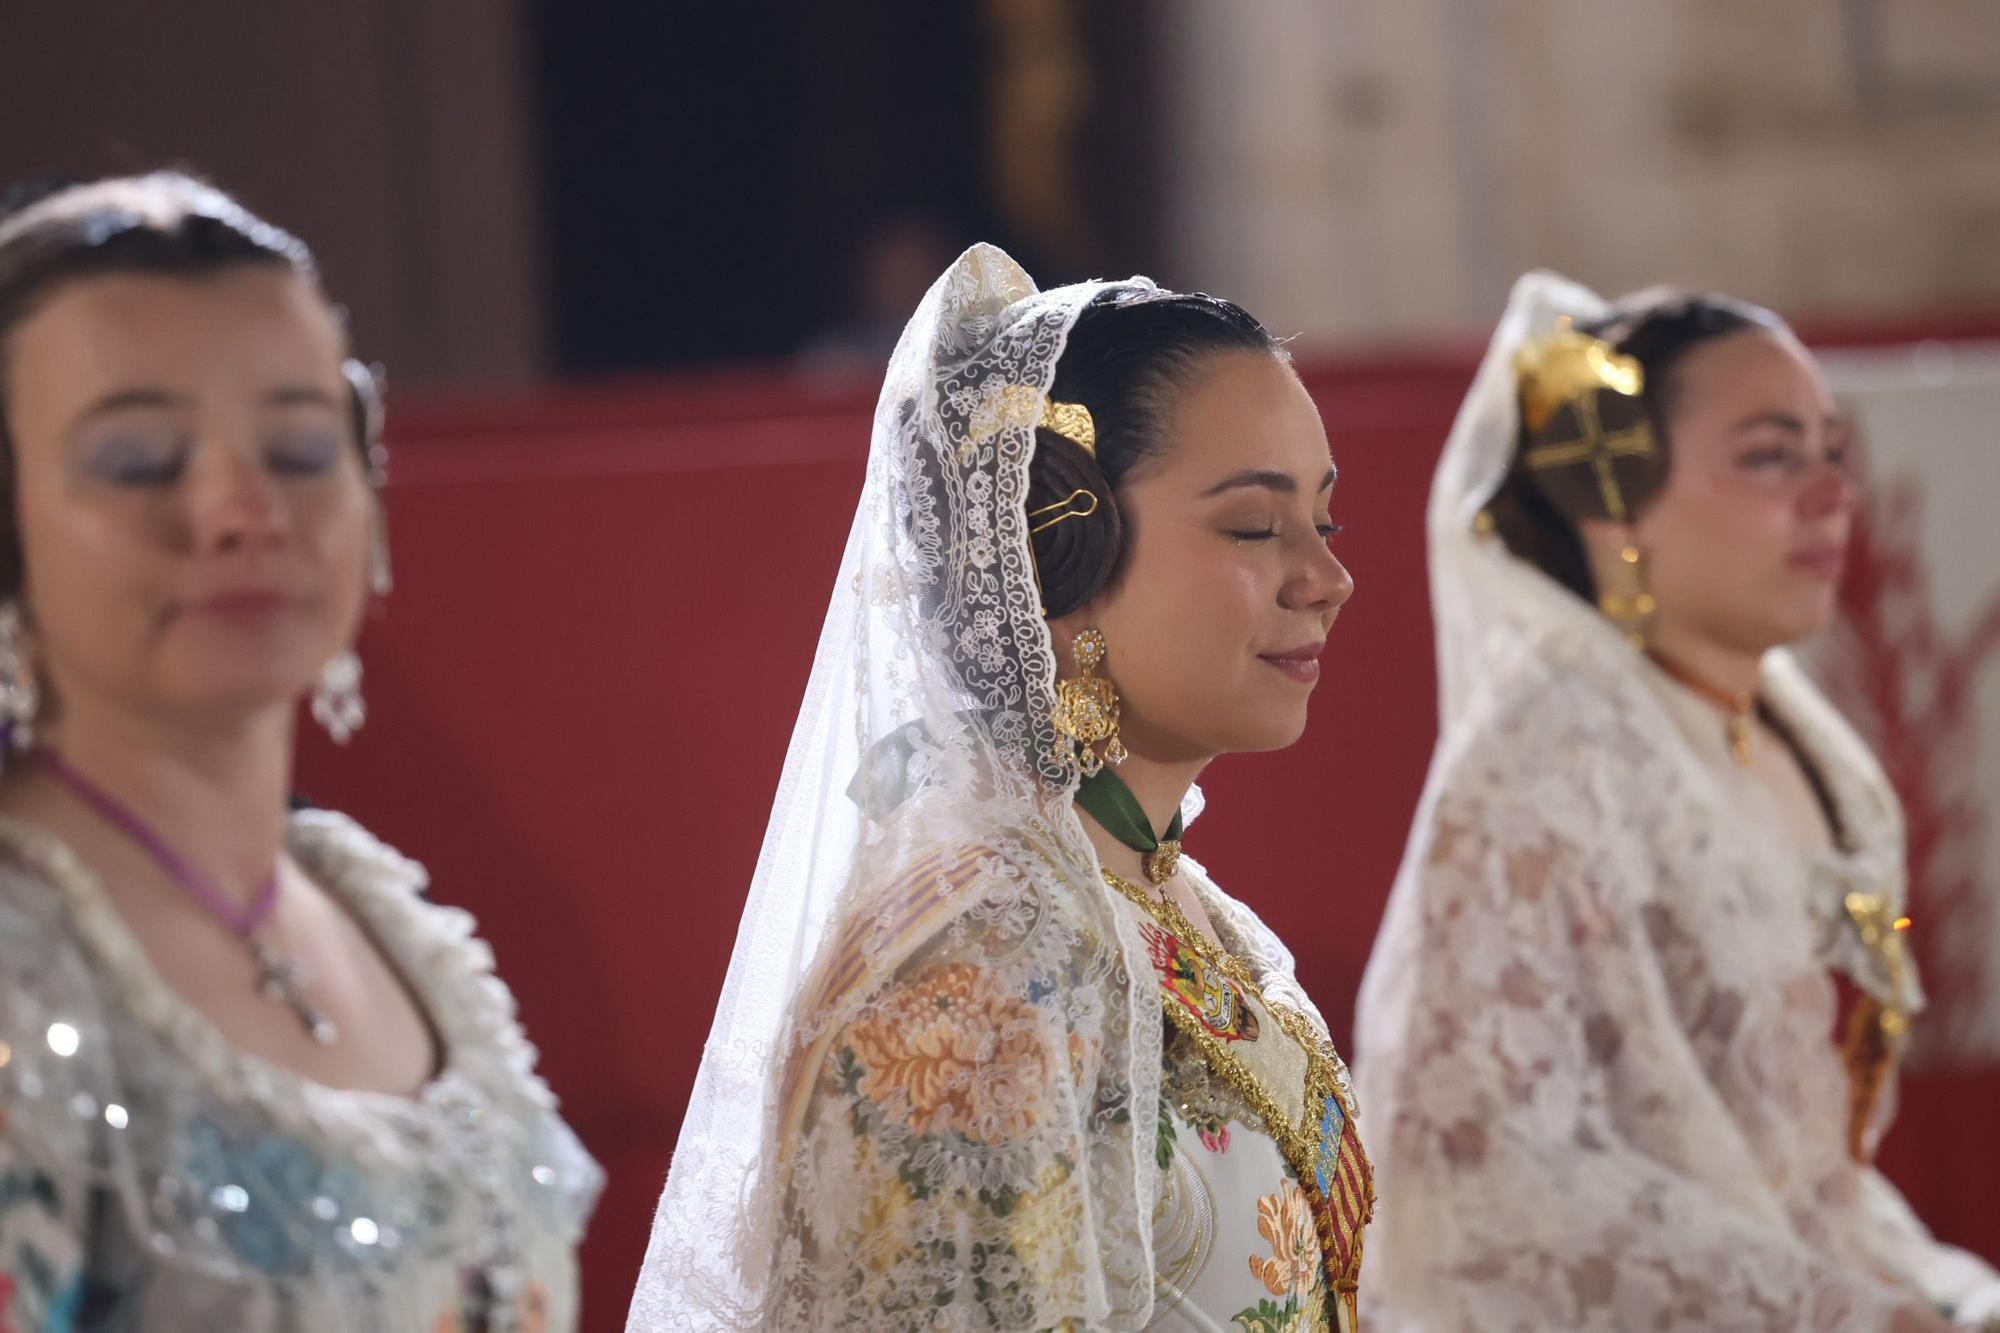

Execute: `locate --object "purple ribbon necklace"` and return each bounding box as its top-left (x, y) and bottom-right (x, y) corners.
top-left (38, 748), bottom-right (339, 1045)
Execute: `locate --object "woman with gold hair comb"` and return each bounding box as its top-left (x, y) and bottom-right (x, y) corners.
top-left (1354, 272), bottom-right (1999, 1332)
top-left (629, 244), bottom-right (1373, 1331)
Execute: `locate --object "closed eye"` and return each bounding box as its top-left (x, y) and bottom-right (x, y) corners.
top-left (263, 429), bottom-right (342, 477)
top-left (83, 432), bottom-right (190, 486)
top-left (1739, 443), bottom-right (1805, 471)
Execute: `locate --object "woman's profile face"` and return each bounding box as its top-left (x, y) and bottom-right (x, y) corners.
top-left (1623, 328), bottom-right (1854, 654)
top-left (1054, 352), bottom-right (1353, 763)
top-left (4, 265), bottom-right (374, 730)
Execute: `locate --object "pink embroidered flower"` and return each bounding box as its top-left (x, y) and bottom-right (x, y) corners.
top-left (1197, 1123), bottom-right (1231, 1154)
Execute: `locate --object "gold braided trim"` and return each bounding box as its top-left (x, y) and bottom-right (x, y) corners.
top-left (1102, 870), bottom-right (1373, 1293)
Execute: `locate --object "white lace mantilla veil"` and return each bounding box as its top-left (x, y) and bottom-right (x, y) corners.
top-left (627, 245), bottom-right (1195, 1331)
top-left (1354, 271), bottom-right (2000, 1330)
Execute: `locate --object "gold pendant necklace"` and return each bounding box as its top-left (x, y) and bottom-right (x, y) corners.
top-left (1647, 650), bottom-right (1757, 766)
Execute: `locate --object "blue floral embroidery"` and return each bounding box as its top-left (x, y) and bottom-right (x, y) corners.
top-left (180, 1119), bottom-right (371, 1276)
top-left (1312, 1096), bottom-right (1344, 1198)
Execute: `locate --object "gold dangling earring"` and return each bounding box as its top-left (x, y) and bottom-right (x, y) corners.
top-left (1051, 628), bottom-right (1126, 777)
top-left (1600, 541), bottom-right (1658, 648)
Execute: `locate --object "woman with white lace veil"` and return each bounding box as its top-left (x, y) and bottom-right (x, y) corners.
top-left (1354, 271), bottom-right (2000, 1332)
top-left (628, 244), bottom-right (1373, 1332)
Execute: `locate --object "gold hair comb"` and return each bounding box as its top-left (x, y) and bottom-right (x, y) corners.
top-left (1514, 318), bottom-right (1655, 522)
top-left (1040, 399), bottom-right (1096, 454)
top-left (1514, 318), bottom-right (1644, 434)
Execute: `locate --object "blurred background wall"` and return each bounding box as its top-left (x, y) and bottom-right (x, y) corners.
top-left (11, 1), bottom-right (1998, 383)
top-left (5, 3), bottom-right (1997, 1327)
top-left (1154, 0), bottom-right (2000, 345)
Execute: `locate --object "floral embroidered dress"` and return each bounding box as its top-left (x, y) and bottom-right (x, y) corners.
top-left (0, 809), bottom-right (603, 1332)
top-left (774, 838), bottom-right (1371, 1333)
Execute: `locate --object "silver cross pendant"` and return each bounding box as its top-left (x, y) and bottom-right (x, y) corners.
top-left (248, 936), bottom-right (340, 1045)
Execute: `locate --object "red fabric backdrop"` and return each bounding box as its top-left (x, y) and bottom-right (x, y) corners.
top-left (293, 349), bottom-right (1999, 1331)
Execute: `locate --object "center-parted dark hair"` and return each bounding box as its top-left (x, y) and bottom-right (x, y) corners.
top-left (0, 171), bottom-right (380, 600)
top-left (1486, 291), bottom-right (1782, 602)
top-left (1028, 291), bottom-right (1284, 618)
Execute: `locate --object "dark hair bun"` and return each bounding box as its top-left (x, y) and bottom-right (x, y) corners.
top-left (1518, 386), bottom-right (1663, 525)
top-left (1028, 427), bottom-right (1122, 618)
top-left (1023, 290), bottom-right (1280, 618)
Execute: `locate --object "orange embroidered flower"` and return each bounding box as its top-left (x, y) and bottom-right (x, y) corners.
top-left (845, 962), bottom-right (1056, 1144)
top-left (1247, 1178), bottom-right (1320, 1302)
